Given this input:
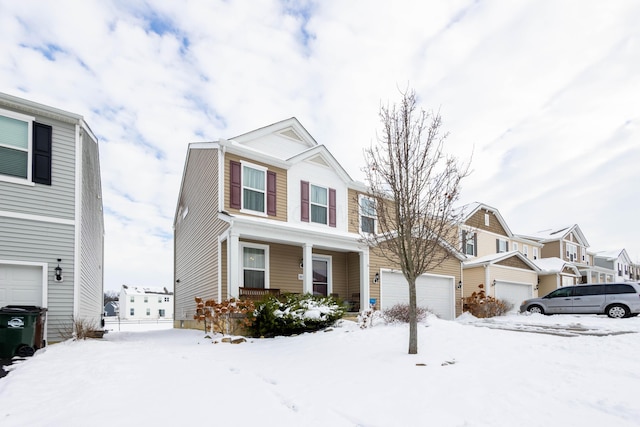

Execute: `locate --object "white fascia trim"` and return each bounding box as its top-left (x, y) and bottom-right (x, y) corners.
top-left (73, 123), bottom-right (82, 318)
top-left (0, 210), bottom-right (74, 226)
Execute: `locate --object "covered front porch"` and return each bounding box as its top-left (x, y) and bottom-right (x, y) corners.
top-left (218, 216), bottom-right (371, 311)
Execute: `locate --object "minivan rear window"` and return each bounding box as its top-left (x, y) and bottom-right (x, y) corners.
top-left (606, 284), bottom-right (636, 294)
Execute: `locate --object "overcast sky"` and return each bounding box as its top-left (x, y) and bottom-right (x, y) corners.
top-left (2, 0), bottom-right (639, 291)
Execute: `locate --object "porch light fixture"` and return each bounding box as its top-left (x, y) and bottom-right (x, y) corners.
top-left (492, 279), bottom-right (496, 287)
top-left (373, 273), bottom-right (380, 284)
top-left (457, 280), bottom-right (462, 289)
top-left (54, 259), bottom-right (63, 282)
top-left (299, 259), bottom-right (303, 268)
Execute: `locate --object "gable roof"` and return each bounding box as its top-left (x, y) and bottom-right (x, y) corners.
top-left (595, 249), bottom-right (631, 263)
top-left (287, 144), bottom-right (355, 184)
top-left (533, 257), bottom-right (581, 276)
top-left (458, 202), bottom-right (513, 237)
top-left (463, 250), bottom-right (539, 271)
top-left (231, 117), bottom-right (317, 149)
top-left (518, 224), bottom-right (590, 247)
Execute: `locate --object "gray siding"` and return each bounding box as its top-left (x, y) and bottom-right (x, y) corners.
top-left (174, 148), bottom-right (228, 324)
top-left (0, 112), bottom-right (76, 220)
top-left (77, 130), bottom-right (104, 325)
top-left (0, 216), bottom-right (75, 342)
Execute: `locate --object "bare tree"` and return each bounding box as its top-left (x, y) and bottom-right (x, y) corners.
top-left (362, 89), bottom-right (470, 354)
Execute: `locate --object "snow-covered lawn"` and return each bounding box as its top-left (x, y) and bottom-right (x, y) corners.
top-left (1, 313), bottom-right (639, 427)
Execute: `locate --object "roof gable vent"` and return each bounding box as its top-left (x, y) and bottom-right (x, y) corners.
top-left (279, 128), bottom-right (303, 141)
top-left (308, 154), bottom-right (330, 168)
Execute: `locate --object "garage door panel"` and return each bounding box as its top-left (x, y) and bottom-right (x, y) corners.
top-left (0, 264), bottom-right (43, 307)
top-left (495, 281), bottom-right (532, 311)
top-left (381, 271), bottom-right (455, 320)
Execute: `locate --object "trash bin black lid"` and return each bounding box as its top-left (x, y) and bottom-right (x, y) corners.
top-left (2, 305), bottom-right (47, 313)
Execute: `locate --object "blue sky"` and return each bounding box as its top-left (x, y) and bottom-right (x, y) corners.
top-left (1, 0), bottom-right (639, 290)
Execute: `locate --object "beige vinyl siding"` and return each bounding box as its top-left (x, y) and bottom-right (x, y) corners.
top-left (465, 210), bottom-right (508, 236)
top-left (174, 148), bottom-right (228, 327)
top-left (495, 256), bottom-right (533, 270)
top-left (487, 266), bottom-right (537, 298)
top-left (347, 188), bottom-right (360, 234)
top-left (369, 244), bottom-right (463, 316)
top-left (224, 153), bottom-right (287, 222)
top-left (77, 130), bottom-right (104, 326)
top-left (462, 267), bottom-right (486, 298)
top-left (347, 252), bottom-right (360, 300)
top-left (541, 240), bottom-right (561, 258)
top-left (538, 275), bottom-right (558, 296)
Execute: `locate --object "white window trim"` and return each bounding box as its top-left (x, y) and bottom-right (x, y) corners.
top-left (358, 194), bottom-right (377, 234)
top-left (533, 247), bottom-right (539, 260)
top-left (498, 238), bottom-right (508, 253)
top-left (484, 213), bottom-right (490, 226)
top-left (310, 183), bottom-right (329, 225)
top-left (523, 245), bottom-right (528, 258)
top-left (239, 242), bottom-right (270, 289)
top-left (513, 242), bottom-right (519, 252)
top-left (0, 108), bottom-right (35, 185)
top-left (463, 231), bottom-right (476, 256)
top-left (312, 254), bottom-right (333, 296)
top-left (239, 160), bottom-right (268, 216)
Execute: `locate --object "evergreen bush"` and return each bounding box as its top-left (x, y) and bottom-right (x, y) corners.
top-left (248, 293), bottom-right (345, 337)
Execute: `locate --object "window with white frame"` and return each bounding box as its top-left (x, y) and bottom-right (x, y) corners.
top-left (523, 245), bottom-right (528, 258)
top-left (513, 242), bottom-right (519, 252)
top-left (130, 296), bottom-right (134, 303)
top-left (497, 238), bottom-right (508, 253)
top-left (146, 308), bottom-right (150, 316)
top-left (0, 109), bottom-right (32, 181)
top-left (164, 297), bottom-right (170, 302)
top-left (484, 213), bottom-right (490, 226)
top-left (159, 309), bottom-right (165, 317)
top-left (464, 232), bottom-right (476, 256)
top-left (242, 163), bottom-right (266, 213)
top-left (130, 308), bottom-right (135, 316)
top-left (533, 247), bottom-right (539, 260)
top-left (310, 184), bottom-right (328, 224)
top-left (241, 243), bottom-right (268, 289)
top-left (566, 243), bottom-right (577, 262)
top-left (144, 296), bottom-right (148, 303)
top-left (359, 195), bottom-right (376, 234)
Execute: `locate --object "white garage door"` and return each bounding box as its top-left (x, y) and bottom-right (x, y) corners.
top-left (0, 264), bottom-right (43, 307)
top-left (380, 271), bottom-right (455, 320)
top-left (494, 281), bottom-right (533, 312)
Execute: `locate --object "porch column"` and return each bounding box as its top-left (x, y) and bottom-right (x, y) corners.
top-left (228, 232), bottom-right (240, 298)
top-left (302, 243), bottom-right (313, 294)
top-left (359, 249), bottom-right (370, 310)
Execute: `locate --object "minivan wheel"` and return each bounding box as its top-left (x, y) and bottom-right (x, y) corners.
top-left (606, 304), bottom-right (629, 319)
top-left (527, 305), bottom-right (544, 315)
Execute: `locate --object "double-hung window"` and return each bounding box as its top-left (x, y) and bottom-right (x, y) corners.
top-left (0, 109), bottom-right (32, 182)
top-left (310, 184), bottom-right (328, 224)
top-left (496, 238), bottom-right (508, 253)
top-left (241, 243), bottom-right (268, 289)
top-left (462, 230), bottom-right (477, 256)
top-left (359, 195), bottom-right (376, 234)
top-left (242, 163), bottom-right (266, 213)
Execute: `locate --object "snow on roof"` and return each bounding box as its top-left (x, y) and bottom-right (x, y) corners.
top-left (532, 257), bottom-right (581, 276)
top-left (463, 251), bottom-right (538, 271)
top-left (594, 249), bottom-right (623, 260)
top-left (121, 285), bottom-right (173, 295)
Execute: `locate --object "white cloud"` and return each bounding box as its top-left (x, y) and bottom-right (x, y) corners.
top-left (2, 0), bottom-right (640, 290)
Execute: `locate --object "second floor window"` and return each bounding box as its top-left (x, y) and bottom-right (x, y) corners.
top-left (462, 230), bottom-right (477, 256)
top-left (533, 247), bottom-right (539, 260)
top-left (359, 195), bottom-right (376, 234)
top-left (566, 243), bottom-right (577, 262)
top-left (243, 165), bottom-right (266, 213)
top-left (496, 238), bottom-right (508, 253)
top-left (523, 245), bottom-right (528, 258)
top-left (310, 185), bottom-right (328, 224)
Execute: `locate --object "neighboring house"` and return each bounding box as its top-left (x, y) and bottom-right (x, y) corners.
top-left (533, 258), bottom-right (582, 296)
top-left (118, 285), bottom-right (173, 320)
top-left (457, 203), bottom-right (541, 310)
top-left (0, 92), bottom-right (104, 344)
top-left (632, 261), bottom-right (640, 282)
top-left (173, 118), bottom-right (463, 327)
top-left (104, 301), bottom-right (119, 317)
top-left (518, 225), bottom-right (615, 284)
top-left (594, 249), bottom-right (633, 282)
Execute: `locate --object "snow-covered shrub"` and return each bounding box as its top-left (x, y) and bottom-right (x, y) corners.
top-left (382, 303), bottom-right (430, 323)
top-left (463, 284), bottom-right (513, 318)
top-left (247, 293), bottom-right (345, 337)
top-left (357, 308), bottom-right (385, 328)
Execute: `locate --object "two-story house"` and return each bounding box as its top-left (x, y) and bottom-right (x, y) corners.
top-left (118, 285), bottom-right (173, 320)
top-left (594, 249), bottom-right (633, 282)
top-left (517, 224), bottom-right (615, 284)
top-left (0, 92), bottom-right (104, 345)
top-left (457, 203), bottom-right (541, 310)
top-left (173, 118), bottom-right (463, 327)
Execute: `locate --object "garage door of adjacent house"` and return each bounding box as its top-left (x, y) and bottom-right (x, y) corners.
top-left (380, 271), bottom-right (455, 320)
top-left (494, 281), bottom-right (533, 312)
top-left (0, 264), bottom-right (44, 307)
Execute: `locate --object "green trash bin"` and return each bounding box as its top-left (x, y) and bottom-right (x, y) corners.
top-left (0, 306), bottom-right (47, 359)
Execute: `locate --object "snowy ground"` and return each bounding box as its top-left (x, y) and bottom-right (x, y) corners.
top-left (1, 313), bottom-right (639, 427)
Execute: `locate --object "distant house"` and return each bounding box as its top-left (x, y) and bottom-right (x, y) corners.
top-left (533, 258), bottom-right (581, 296)
top-left (0, 92), bottom-right (104, 345)
top-left (104, 301), bottom-right (119, 317)
top-left (594, 249), bottom-right (633, 282)
top-left (457, 203), bottom-right (541, 310)
top-left (118, 285), bottom-right (173, 320)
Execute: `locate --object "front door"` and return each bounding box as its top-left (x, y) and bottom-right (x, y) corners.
top-left (312, 259), bottom-right (328, 296)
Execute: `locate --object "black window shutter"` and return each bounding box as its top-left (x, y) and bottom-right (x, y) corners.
top-left (267, 171), bottom-right (276, 216)
top-left (473, 233), bottom-right (478, 256)
top-left (461, 230), bottom-right (467, 252)
top-left (328, 188), bottom-right (336, 227)
top-left (496, 239), bottom-right (499, 253)
top-left (230, 161), bottom-right (241, 209)
top-left (32, 122), bottom-right (52, 185)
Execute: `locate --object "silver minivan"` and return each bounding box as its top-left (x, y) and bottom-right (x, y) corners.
top-left (520, 283), bottom-right (640, 318)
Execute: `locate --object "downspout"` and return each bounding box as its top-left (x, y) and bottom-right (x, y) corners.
top-left (73, 124), bottom-right (82, 319)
